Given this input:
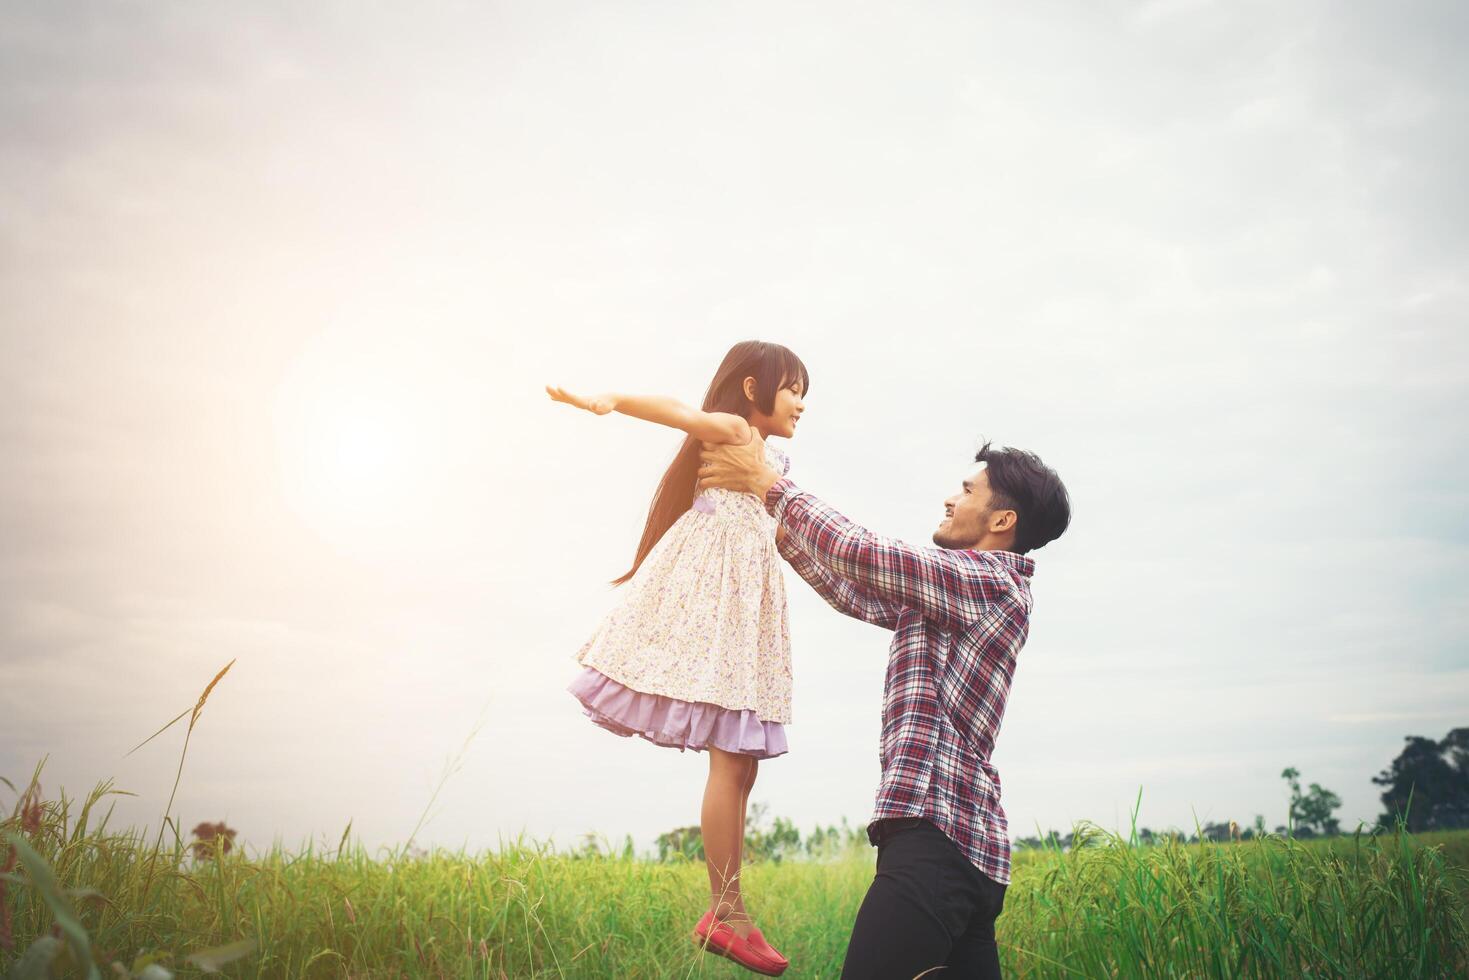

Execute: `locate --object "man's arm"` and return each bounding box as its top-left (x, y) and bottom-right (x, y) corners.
top-left (767, 480), bottom-right (1016, 631)
top-left (777, 532), bottom-right (902, 630)
top-left (695, 434), bottom-right (1012, 630)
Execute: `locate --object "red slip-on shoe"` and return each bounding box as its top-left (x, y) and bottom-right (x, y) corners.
top-left (693, 914), bottom-right (788, 977)
top-left (747, 927), bottom-right (789, 969)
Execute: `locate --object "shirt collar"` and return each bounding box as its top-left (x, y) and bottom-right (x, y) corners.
top-left (987, 550), bottom-right (1035, 579)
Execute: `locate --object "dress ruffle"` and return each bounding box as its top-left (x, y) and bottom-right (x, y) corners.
top-left (569, 667), bottom-right (788, 760)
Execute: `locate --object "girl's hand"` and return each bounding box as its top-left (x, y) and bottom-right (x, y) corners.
top-left (546, 385), bottom-right (618, 415)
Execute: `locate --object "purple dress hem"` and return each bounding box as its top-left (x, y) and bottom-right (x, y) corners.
top-left (569, 667), bottom-right (788, 760)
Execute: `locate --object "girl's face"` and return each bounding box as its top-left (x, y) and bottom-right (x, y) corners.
top-left (745, 375), bottom-right (806, 439)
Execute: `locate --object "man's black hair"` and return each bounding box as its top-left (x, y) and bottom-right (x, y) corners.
top-left (974, 442), bottom-right (1071, 554)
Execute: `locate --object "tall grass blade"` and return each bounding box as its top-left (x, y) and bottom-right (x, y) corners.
top-left (7, 934), bottom-right (63, 980)
top-left (122, 708), bottom-right (191, 759)
top-left (141, 659), bottom-right (235, 899)
top-left (3, 832), bottom-right (100, 980)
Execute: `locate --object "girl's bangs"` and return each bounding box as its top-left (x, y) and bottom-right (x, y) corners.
top-left (775, 346), bottom-right (810, 396)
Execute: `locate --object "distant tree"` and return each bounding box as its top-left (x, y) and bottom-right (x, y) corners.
top-left (742, 803), bottom-right (803, 863)
top-left (1281, 767), bottom-right (1342, 836)
top-left (1373, 727), bottom-right (1469, 831)
top-left (569, 832), bottom-right (635, 860)
top-left (656, 804), bottom-right (813, 864)
top-left (1445, 728), bottom-right (1469, 775)
top-left (804, 823), bottom-right (840, 857)
top-left (804, 817), bottom-right (864, 859)
top-left (656, 825), bottom-right (704, 862)
top-left (1194, 821), bottom-right (1235, 843)
top-left (189, 821), bottom-right (237, 861)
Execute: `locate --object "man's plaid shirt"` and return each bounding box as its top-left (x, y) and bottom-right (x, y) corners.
top-left (767, 478), bottom-right (1035, 886)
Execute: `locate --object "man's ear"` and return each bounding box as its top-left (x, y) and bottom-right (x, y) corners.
top-left (990, 510), bottom-right (1017, 533)
top-left (742, 376), bottom-right (758, 403)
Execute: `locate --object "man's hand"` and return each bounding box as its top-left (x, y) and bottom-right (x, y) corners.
top-left (697, 429), bottom-right (781, 499)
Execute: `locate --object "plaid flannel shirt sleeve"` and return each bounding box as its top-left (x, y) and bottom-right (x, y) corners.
top-left (777, 532), bottom-right (902, 630)
top-left (765, 479), bottom-right (1016, 631)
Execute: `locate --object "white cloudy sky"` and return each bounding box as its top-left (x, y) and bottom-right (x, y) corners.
top-left (2, 1), bottom-right (1465, 857)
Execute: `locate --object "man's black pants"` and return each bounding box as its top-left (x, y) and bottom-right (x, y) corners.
top-left (840, 818), bottom-right (1007, 979)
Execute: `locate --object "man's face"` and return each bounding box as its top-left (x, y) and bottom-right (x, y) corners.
top-left (933, 465), bottom-right (1006, 550)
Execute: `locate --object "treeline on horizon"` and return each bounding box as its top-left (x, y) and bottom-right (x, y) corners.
top-left (638, 724), bottom-right (1469, 863)
top-left (1017, 724), bottom-right (1469, 851)
top-left (12, 721), bottom-right (1460, 869)
top-left (1019, 724), bottom-right (1469, 851)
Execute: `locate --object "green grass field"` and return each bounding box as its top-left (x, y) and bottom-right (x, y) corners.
top-left (3, 774), bottom-right (1468, 979)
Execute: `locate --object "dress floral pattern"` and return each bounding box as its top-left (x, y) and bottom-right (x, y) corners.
top-left (570, 441), bottom-right (793, 756)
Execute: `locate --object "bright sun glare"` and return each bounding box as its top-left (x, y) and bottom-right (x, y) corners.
top-left (273, 334), bottom-right (452, 552)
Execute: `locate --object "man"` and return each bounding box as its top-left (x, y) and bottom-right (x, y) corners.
top-left (697, 433), bottom-right (1070, 979)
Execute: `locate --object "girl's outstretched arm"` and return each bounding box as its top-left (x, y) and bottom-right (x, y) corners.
top-left (545, 386), bottom-right (750, 445)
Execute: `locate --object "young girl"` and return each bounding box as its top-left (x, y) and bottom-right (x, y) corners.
top-left (547, 340), bottom-right (807, 977)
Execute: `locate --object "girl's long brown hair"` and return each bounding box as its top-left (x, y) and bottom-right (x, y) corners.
top-left (612, 340), bottom-right (810, 585)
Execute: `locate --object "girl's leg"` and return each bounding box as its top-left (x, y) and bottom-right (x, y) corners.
top-left (738, 758), bottom-right (759, 869)
top-left (702, 747), bottom-right (755, 937)
top-left (731, 764), bottom-right (763, 922)
top-left (722, 757), bottom-right (759, 923)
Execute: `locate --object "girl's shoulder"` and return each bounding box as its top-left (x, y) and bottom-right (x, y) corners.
top-left (764, 440), bottom-right (791, 477)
